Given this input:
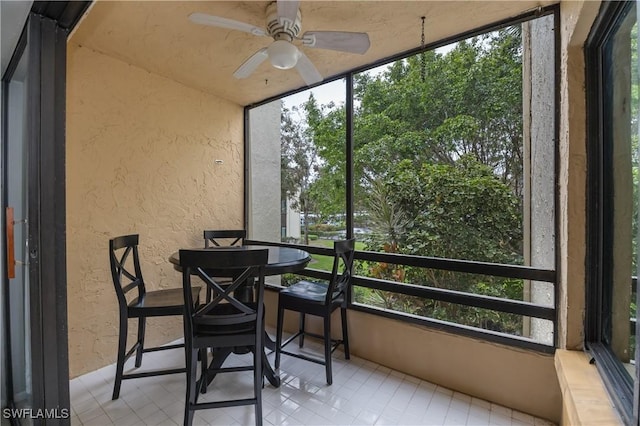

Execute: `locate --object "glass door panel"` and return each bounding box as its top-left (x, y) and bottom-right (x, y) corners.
top-left (605, 0), bottom-right (637, 391)
top-left (2, 26), bottom-right (32, 424)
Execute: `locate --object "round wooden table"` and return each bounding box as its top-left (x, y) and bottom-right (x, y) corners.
top-left (169, 244), bottom-right (312, 276)
top-left (169, 244), bottom-right (311, 387)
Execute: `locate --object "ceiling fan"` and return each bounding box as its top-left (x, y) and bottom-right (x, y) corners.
top-left (189, 0), bottom-right (371, 86)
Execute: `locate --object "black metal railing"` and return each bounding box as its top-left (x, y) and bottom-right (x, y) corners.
top-left (247, 239), bottom-right (556, 353)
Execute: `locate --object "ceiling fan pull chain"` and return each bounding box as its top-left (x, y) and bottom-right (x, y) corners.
top-left (420, 16), bottom-right (426, 83)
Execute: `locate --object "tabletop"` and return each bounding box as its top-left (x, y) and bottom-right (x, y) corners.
top-left (169, 244), bottom-right (312, 275)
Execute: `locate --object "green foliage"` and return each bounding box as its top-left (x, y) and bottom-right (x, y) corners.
top-left (303, 96), bottom-right (347, 217)
top-left (282, 25), bottom-right (528, 334)
top-left (308, 223), bottom-right (342, 233)
top-left (309, 254), bottom-right (334, 272)
top-left (385, 156), bottom-right (522, 264)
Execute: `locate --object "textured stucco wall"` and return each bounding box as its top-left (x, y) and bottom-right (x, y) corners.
top-left (66, 45), bottom-right (244, 377)
top-left (557, 0), bottom-right (601, 350)
top-left (248, 100), bottom-right (281, 244)
top-left (529, 15), bottom-right (556, 344)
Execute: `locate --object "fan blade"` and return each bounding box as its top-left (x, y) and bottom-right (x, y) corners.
top-left (302, 31), bottom-right (371, 54)
top-left (189, 13), bottom-right (266, 37)
top-left (277, 0), bottom-right (299, 25)
top-left (233, 48), bottom-right (269, 79)
top-left (295, 51), bottom-right (323, 86)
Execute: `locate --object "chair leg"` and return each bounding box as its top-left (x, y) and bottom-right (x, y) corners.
top-left (199, 348), bottom-right (208, 394)
top-left (324, 314), bottom-right (332, 385)
top-left (275, 306), bottom-right (284, 369)
top-left (184, 347), bottom-right (198, 426)
top-left (341, 307), bottom-right (350, 359)
top-left (135, 316), bottom-right (146, 367)
top-left (112, 313), bottom-right (128, 400)
top-left (254, 335), bottom-right (263, 426)
top-left (298, 313), bottom-right (306, 348)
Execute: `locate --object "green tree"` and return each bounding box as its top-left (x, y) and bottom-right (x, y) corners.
top-left (303, 94), bottom-right (347, 221)
top-left (387, 156), bottom-right (522, 265)
top-left (289, 25), bottom-right (527, 332)
top-left (281, 106), bottom-right (317, 244)
top-left (360, 156), bottom-right (523, 331)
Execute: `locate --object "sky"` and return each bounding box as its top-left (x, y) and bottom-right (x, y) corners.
top-left (283, 78), bottom-right (346, 110)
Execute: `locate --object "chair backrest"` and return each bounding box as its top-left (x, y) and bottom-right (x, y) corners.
top-left (109, 234), bottom-right (145, 308)
top-left (326, 238), bottom-right (356, 305)
top-left (179, 248), bottom-right (268, 334)
top-left (203, 229), bottom-right (246, 248)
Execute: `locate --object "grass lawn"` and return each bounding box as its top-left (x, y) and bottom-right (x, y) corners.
top-left (306, 238), bottom-right (366, 271)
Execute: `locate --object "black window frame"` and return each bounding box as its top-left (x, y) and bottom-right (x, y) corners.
top-left (585, 1), bottom-right (640, 424)
top-left (244, 5), bottom-right (560, 354)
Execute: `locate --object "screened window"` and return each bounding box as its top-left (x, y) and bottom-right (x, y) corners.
top-left (350, 18), bottom-right (555, 341)
top-left (247, 8), bottom-right (558, 350)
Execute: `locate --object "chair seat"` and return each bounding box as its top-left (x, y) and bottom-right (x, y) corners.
top-left (281, 280), bottom-right (340, 303)
top-left (275, 238), bottom-right (355, 386)
top-left (129, 287), bottom-right (200, 314)
top-left (110, 234), bottom-right (201, 400)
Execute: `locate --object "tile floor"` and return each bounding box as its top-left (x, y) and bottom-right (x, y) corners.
top-left (70, 335), bottom-right (556, 426)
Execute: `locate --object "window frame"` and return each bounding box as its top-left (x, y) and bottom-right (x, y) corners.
top-left (244, 5), bottom-right (561, 354)
top-left (585, 1), bottom-right (640, 424)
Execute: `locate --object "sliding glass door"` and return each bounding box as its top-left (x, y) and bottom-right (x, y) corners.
top-left (2, 20), bottom-right (33, 424)
top-left (2, 3), bottom-right (90, 423)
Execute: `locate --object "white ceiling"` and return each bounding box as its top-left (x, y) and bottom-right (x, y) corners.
top-left (1, 0), bottom-right (32, 78)
top-left (69, 1), bottom-right (555, 106)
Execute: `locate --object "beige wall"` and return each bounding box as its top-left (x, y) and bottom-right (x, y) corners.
top-left (345, 313), bottom-right (561, 423)
top-left (557, 0), bottom-right (601, 350)
top-left (66, 44), bottom-right (244, 378)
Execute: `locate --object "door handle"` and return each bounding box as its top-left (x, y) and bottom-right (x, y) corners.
top-left (6, 207), bottom-right (28, 279)
top-left (6, 207), bottom-right (14, 278)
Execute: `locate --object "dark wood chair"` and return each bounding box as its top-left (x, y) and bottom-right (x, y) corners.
top-left (180, 247), bottom-right (269, 426)
top-left (109, 234), bottom-right (201, 400)
top-left (202, 229), bottom-right (247, 302)
top-left (275, 238), bottom-right (355, 385)
top-left (203, 229), bottom-right (246, 248)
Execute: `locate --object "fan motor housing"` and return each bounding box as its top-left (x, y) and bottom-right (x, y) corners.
top-left (265, 2), bottom-right (302, 41)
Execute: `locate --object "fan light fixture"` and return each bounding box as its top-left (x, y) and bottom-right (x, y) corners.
top-left (189, 0), bottom-right (371, 86)
top-left (267, 40), bottom-right (300, 69)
